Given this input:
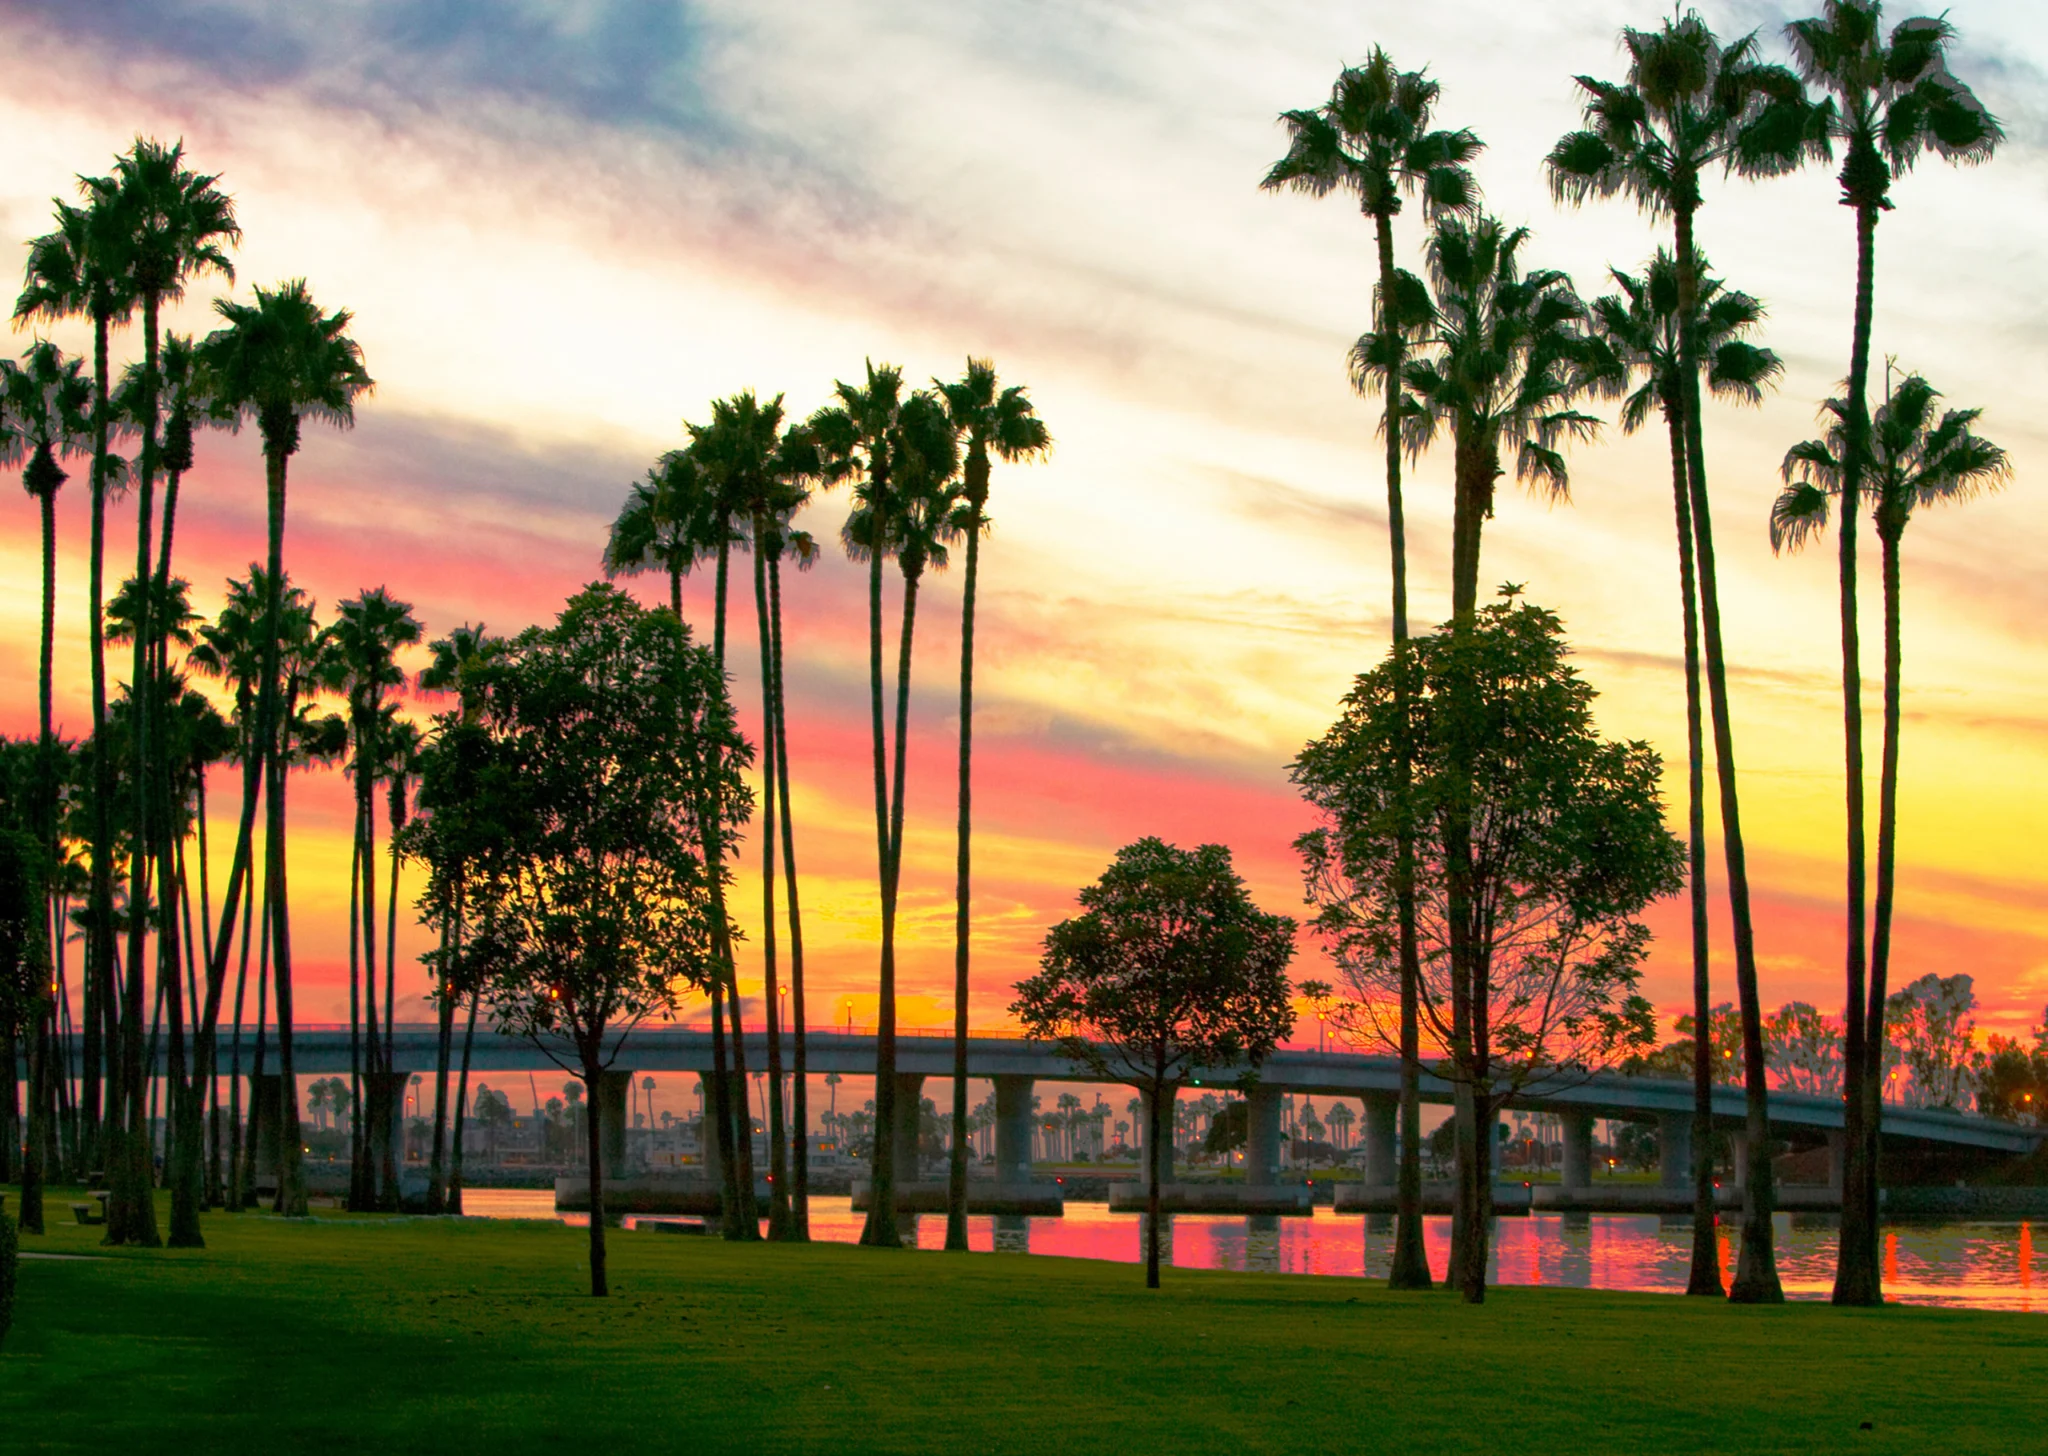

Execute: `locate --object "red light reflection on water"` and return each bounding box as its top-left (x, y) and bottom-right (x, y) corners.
top-left (465, 1191), bottom-right (2044, 1312)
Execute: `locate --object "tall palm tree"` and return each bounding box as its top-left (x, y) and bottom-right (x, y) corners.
top-left (932, 358), bottom-right (1048, 1251)
top-left (415, 623), bottom-right (503, 1214)
top-left (1772, 371), bottom-right (2008, 1299)
top-left (15, 189), bottom-right (137, 1188)
top-left (1585, 249), bottom-right (1781, 1296)
top-left (1262, 52), bottom-right (1480, 1293)
top-left (603, 450), bottom-right (714, 618)
top-left (764, 504), bottom-right (821, 1238)
top-left (1399, 210), bottom-right (1597, 1303)
top-left (332, 587), bottom-right (423, 1209)
top-left (0, 338), bottom-right (91, 1236)
top-left (195, 278), bottom-right (372, 1217)
top-left (731, 407), bottom-right (820, 1240)
top-left (1545, 9), bottom-right (1815, 1303)
top-left (1781, 0), bottom-right (2001, 1309)
top-left (808, 363), bottom-right (912, 1247)
top-left (98, 139), bottom-right (237, 1249)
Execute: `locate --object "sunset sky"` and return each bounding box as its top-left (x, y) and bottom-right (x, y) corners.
top-left (3, 0), bottom-right (2046, 1053)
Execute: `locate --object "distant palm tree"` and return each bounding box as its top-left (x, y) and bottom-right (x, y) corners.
top-left (604, 450), bottom-right (715, 618)
top-left (808, 362), bottom-right (921, 1249)
top-left (1782, 0), bottom-right (2001, 1309)
top-left (1585, 247), bottom-right (1781, 1296)
top-left (332, 587), bottom-right (423, 1209)
top-left (197, 279), bottom-right (372, 1218)
top-left (416, 622), bottom-right (504, 1215)
top-left (933, 358), bottom-right (1049, 1250)
top-left (15, 182), bottom-right (137, 1202)
top-left (1263, 55), bottom-right (1479, 1291)
top-left (1546, 12), bottom-right (1814, 1301)
top-left (1773, 371), bottom-right (2008, 1292)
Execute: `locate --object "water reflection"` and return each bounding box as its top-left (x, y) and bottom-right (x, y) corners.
top-left (462, 1190), bottom-right (2045, 1313)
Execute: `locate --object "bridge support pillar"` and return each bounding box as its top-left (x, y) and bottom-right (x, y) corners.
top-left (1361, 1092), bottom-right (1397, 1188)
top-left (596, 1070), bottom-right (633, 1178)
top-left (1560, 1110), bottom-right (1594, 1194)
top-left (994, 1076), bottom-right (1034, 1184)
top-left (893, 1074), bottom-right (925, 1183)
top-left (1826, 1130), bottom-right (1846, 1193)
top-left (1657, 1112), bottom-right (1691, 1192)
top-left (1245, 1086), bottom-right (1283, 1185)
top-left (1141, 1090), bottom-right (1176, 1188)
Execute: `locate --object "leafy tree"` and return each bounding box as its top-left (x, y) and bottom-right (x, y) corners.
top-left (1262, 59), bottom-right (1480, 1289)
top-left (1977, 1017), bottom-right (2047, 1124)
top-left (195, 278), bottom-right (371, 1220)
top-left (437, 584), bottom-right (746, 1295)
top-left (1548, 6), bottom-right (1813, 1305)
top-left (1763, 1002), bottom-right (1844, 1096)
top-left (1295, 596), bottom-right (1679, 1302)
top-left (932, 358), bottom-right (1049, 1250)
top-left (1012, 838), bottom-right (1295, 1288)
top-left (1780, 0), bottom-right (2001, 1306)
top-left (1884, 973), bottom-right (1979, 1110)
top-left (1204, 1099), bottom-right (1249, 1159)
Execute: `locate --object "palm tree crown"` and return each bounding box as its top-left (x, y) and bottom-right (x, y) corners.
top-left (0, 340), bottom-right (94, 501)
top-left (198, 279), bottom-right (372, 455)
top-left (1586, 250), bottom-right (1782, 431)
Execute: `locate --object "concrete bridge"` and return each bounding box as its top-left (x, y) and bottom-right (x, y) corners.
top-left (98, 1023), bottom-right (2040, 1211)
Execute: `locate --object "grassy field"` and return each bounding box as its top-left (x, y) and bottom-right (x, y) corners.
top-left (4, 1190), bottom-right (2042, 1455)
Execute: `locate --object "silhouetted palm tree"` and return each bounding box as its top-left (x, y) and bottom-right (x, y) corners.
top-left (15, 184), bottom-right (137, 1192)
top-left (1262, 55), bottom-right (1478, 1291)
top-left (809, 362), bottom-right (914, 1248)
top-left (197, 278), bottom-right (372, 1217)
top-left (932, 358), bottom-right (1048, 1250)
top-left (1586, 247), bottom-right (1781, 1296)
top-left (415, 622), bottom-right (504, 1214)
top-left (1782, 0), bottom-right (2001, 1308)
top-left (1546, 9), bottom-right (1814, 1303)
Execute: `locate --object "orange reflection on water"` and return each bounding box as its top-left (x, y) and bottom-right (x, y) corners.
top-left (1885, 1230), bottom-right (1899, 1289)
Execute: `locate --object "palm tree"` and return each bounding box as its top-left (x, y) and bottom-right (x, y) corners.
top-left (1781, 0), bottom-right (2001, 1309)
top-left (764, 499), bottom-right (821, 1237)
top-left (932, 358), bottom-right (1049, 1250)
top-left (1545, 8), bottom-right (1815, 1304)
top-left (332, 587), bottom-right (423, 1208)
top-left (0, 341), bottom-right (94, 847)
top-left (415, 623), bottom-right (503, 1215)
top-left (1262, 53), bottom-right (1480, 1294)
top-left (1772, 371), bottom-right (2008, 1301)
top-left (15, 187), bottom-right (137, 1192)
top-left (603, 450), bottom-right (714, 618)
top-left (1584, 248), bottom-right (1782, 1296)
top-left (1399, 210), bottom-right (1597, 1303)
top-left (808, 361), bottom-right (915, 1248)
top-left (195, 279), bottom-right (372, 1217)
top-left (98, 139), bottom-right (238, 1249)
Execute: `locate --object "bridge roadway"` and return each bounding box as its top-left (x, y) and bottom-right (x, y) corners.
top-left (128, 1023), bottom-right (2040, 1158)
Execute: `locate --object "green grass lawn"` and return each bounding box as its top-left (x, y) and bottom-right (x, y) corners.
top-left (4, 1190), bottom-right (2042, 1455)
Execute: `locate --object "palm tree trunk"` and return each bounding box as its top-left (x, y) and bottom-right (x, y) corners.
top-left (707, 529), bottom-right (758, 1236)
top-left (111, 289), bottom-right (164, 1247)
top-left (347, 807), bottom-right (366, 1209)
top-left (751, 521), bottom-right (791, 1239)
top-left (1373, 208), bottom-right (1431, 1292)
top-left (228, 862), bottom-right (254, 1208)
top-left (883, 562), bottom-right (923, 1188)
top-left (381, 795), bottom-right (403, 1207)
top-left (582, 1063), bottom-right (608, 1297)
top-left (359, 758), bottom-right (383, 1207)
top-left (768, 551), bottom-right (811, 1238)
top-left (946, 503), bottom-right (983, 1252)
top-left (449, 985), bottom-right (478, 1215)
top-left (84, 306), bottom-right (115, 1184)
top-left (1673, 204), bottom-right (1779, 1302)
top-left (1865, 522), bottom-right (1904, 1272)
top-left (1145, 1065), bottom-right (1166, 1290)
top-left (427, 917), bottom-right (455, 1213)
top-left (1663, 405), bottom-right (1722, 1298)
top-left (1832, 200), bottom-right (1882, 1308)
top-left (860, 458), bottom-right (902, 1250)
